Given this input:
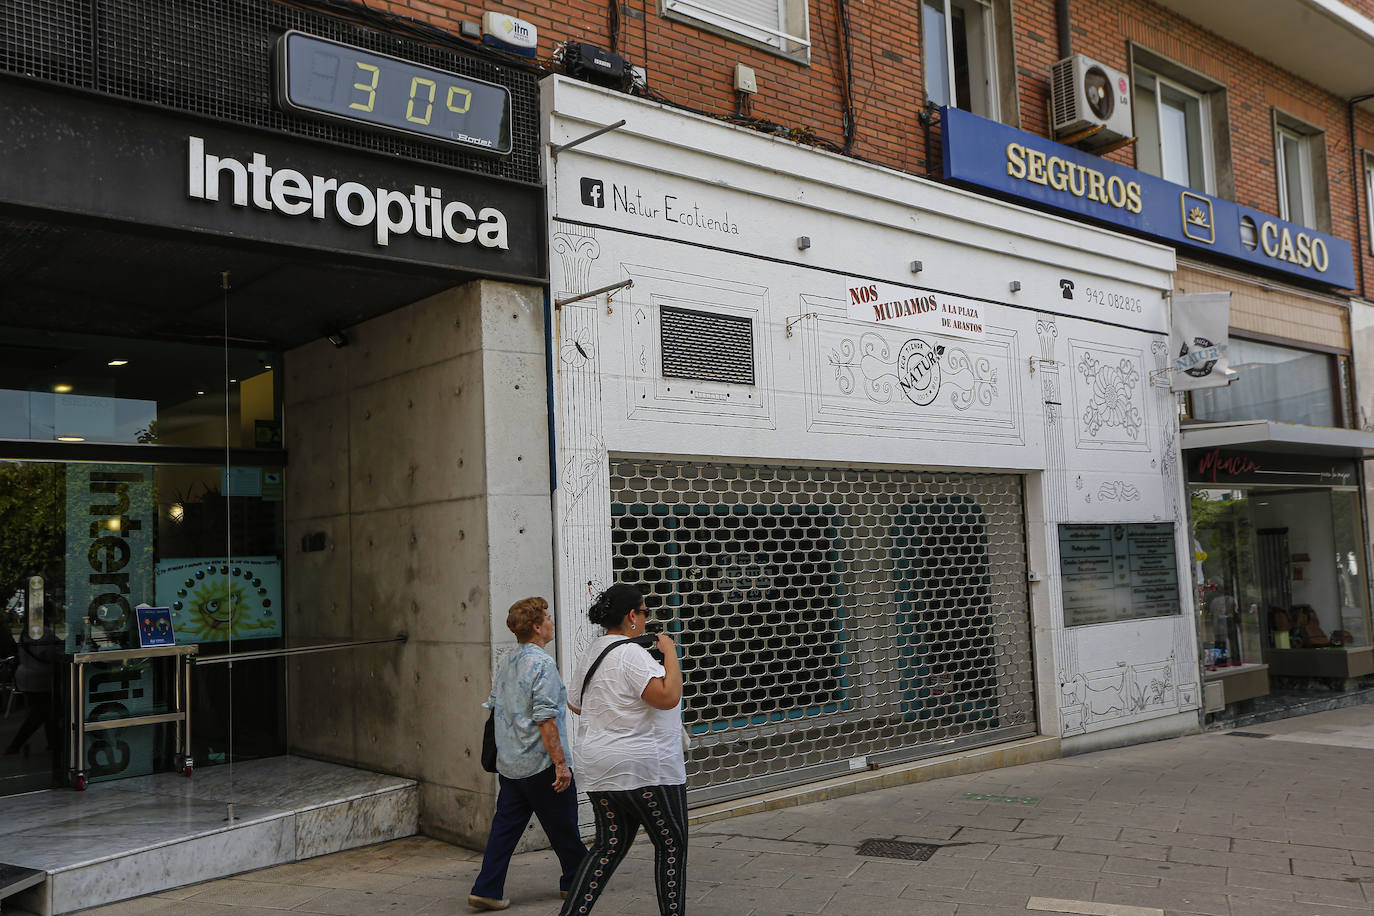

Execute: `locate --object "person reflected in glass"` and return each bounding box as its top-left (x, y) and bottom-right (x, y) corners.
top-left (5, 597), bottom-right (60, 758)
top-left (561, 584), bottom-right (687, 916)
top-left (469, 598), bottom-right (586, 912)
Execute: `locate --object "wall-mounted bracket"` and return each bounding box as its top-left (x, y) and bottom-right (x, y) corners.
top-left (550, 119), bottom-right (627, 157)
top-left (785, 312), bottom-right (818, 338)
top-left (554, 279), bottom-right (633, 312)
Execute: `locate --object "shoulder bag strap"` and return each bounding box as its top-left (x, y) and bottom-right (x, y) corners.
top-left (579, 638), bottom-right (635, 700)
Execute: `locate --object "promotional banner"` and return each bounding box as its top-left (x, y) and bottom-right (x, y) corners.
top-left (846, 277), bottom-right (987, 340)
top-left (155, 556), bottom-right (282, 643)
top-left (1169, 293), bottom-right (1232, 391)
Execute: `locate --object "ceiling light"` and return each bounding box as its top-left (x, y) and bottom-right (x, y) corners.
top-left (53, 383), bottom-right (73, 393)
top-left (57, 435), bottom-right (85, 442)
top-left (107, 359), bottom-right (129, 367)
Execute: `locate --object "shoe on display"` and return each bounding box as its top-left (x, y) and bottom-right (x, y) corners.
top-left (467, 894), bottom-right (511, 911)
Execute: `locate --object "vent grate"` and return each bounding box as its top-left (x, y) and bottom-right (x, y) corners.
top-left (857, 839), bottom-right (941, 861)
top-left (660, 306), bottom-right (755, 385)
top-left (1227, 731), bottom-right (1271, 739)
top-left (1, 0), bottom-right (540, 184)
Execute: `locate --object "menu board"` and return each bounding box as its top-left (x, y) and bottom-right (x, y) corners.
top-left (1058, 523), bottom-right (1180, 627)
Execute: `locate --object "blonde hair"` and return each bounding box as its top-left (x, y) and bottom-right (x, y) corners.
top-left (506, 597), bottom-right (549, 641)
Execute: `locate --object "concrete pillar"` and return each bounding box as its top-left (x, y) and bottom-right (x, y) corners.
top-left (282, 279), bottom-right (553, 847)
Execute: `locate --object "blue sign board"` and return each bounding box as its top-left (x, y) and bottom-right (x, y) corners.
top-left (940, 107), bottom-right (1355, 289)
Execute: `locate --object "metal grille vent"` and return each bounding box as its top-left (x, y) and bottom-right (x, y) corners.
top-left (1, 0), bottom-right (540, 184)
top-left (610, 459), bottom-right (1036, 804)
top-left (660, 306), bottom-right (755, 385)
top-left (856, 840), bottom-right (940, 861)
top-left (1050, 58), bottom-right (1078, 129)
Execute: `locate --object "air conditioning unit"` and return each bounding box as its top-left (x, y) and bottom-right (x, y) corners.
top-left (1051, 54), bottom-right (1132, 149)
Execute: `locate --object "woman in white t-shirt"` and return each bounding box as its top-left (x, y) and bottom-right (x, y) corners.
top-left (561, 584), bottom-right (686, 916)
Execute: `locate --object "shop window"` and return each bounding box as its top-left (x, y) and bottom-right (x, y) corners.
top-left (923, 0), bottom-right (1002, 121)
top-left (1189, 337), bottom-right (1342, 428)
top-left (1134, 67), bottom-right (1214, 193)
top-left (0, 329), bottom-right (280, 448)
top-left (0, 458), bottom-right (286, 793)
top-left (662, 0), bottom-right (810, 62)
top-left (1273, 112), bottom-right (1331, 232)
top-left (1191, 486), bottom-right (1370, 659)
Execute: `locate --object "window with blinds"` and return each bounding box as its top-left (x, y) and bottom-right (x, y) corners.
top-left (662, 0), bottom-right (810, 61)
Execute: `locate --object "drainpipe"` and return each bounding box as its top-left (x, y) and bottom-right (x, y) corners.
top-left (1349, 92), bottom-right (1374, 300)
top-left (1057, 0), bottom-right (1072, 60)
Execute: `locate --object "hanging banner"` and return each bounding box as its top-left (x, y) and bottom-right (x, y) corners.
top-left (1169, 293), bottom-right (1232, 391)
top-left (846, 277), bottom-right (987, 340)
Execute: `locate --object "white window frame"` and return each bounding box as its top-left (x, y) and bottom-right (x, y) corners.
top-left (1365, 153), bottom-right (1374, 255)
top-left (663, 0), bottom-right (810, 62)
top-left (1133, 66), bottom-right (1214, 194)
top-left (1277, 124), bottom-right (1317, 227)
top-left (923, 0), bottom-right (1000, 121)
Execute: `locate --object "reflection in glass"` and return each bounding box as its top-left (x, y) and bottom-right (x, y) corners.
top-left (0, 329), bottom-right (278, 447)
top-left (1191, 486), bottom-right (1372, 665)
top-left (923, 1), bottom-right (950, 107)
top-left (0, 458), bottom-right (287, 794)
top-left (1330, 489), bottom-right (1371, 647)
top-left (1190, 337), bottom-right (1340, 427)
top-left (1191, 489), bottom-right (1262, 666)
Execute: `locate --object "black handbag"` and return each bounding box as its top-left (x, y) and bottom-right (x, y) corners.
top-left (481, 709), bottom-right (498, 773)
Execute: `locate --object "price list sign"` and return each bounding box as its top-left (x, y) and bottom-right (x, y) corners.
top-left (1058, 523), bottom-right (1180, 626)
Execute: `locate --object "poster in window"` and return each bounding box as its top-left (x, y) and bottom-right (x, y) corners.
top-left (154, 556), bottom-right (282, 642)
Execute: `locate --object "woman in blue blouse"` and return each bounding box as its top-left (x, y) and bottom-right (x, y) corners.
top-left (469, 597), bottom-right (587, 911)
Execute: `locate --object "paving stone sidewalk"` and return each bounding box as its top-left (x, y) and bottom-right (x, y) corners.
top-left (77, 705), bottom-right (1374, 915)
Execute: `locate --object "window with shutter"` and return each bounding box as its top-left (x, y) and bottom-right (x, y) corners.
top-left (663, 0), bottom-right (810, 62)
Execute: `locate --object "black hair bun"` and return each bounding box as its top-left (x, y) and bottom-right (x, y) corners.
top-left (588, 583), bottom-right (643, 628)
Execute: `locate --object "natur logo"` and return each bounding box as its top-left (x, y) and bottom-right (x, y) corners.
top-left (580, 177), bottom-right (605, 208)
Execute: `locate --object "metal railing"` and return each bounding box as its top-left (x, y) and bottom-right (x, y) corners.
top-left (193, 634), bottom-right (407, 665)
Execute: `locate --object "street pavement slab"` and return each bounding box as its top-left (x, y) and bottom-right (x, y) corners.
top-left (66, 705), bottom-right (1374, 915)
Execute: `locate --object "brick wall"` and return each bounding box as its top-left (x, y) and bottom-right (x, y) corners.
top-left (373, 0), bottom-right (1374, 298)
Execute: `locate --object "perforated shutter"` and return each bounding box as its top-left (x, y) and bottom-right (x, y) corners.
top-left (610, 459), bottom-right (1037, 804)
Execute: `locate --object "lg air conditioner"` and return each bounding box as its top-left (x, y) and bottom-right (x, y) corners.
top-left (1051, 54), bottom-right (1132, 149)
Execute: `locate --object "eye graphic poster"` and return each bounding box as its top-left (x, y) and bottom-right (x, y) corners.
top-left (154, 556), bottom-right (282, 643)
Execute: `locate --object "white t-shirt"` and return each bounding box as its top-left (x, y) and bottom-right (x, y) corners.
top-left (568, 635), bottom-right (687, 792)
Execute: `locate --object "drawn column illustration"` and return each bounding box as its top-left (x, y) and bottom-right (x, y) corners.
top-left (550, 224), bottom-right (615, 665)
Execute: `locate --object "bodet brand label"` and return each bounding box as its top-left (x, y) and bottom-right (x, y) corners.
top-left (186, 136), bottom-right (509, 248)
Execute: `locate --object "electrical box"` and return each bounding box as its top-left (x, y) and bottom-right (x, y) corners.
top-left (1050, 54), bottom-right (1132, 148)
top-left (1203, 680), bottom-right (1225, 714)
top-left (734, 63), bottom-right (757, 94)
top-left (563, 42), bottom-right (629, 88)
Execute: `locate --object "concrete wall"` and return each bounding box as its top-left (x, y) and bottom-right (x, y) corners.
top-left (281, 279), bottom-right (553, 847)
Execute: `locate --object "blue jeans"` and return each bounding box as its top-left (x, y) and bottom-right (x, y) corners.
top-left (471, 765), bottom-right (587, 899)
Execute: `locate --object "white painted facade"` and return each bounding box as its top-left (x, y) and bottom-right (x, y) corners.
top-left (540, 75), bottom-right (1198, 790)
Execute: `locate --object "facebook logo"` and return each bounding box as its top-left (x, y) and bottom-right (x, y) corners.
top-left (580, 177), bottom-right (605, 208)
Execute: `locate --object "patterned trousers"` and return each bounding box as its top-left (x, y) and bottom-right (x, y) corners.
top-left (559, 783), bottom-right (688, 916)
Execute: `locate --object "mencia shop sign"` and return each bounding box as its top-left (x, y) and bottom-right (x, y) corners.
top-left (186, 136), bottom-right (509, 249)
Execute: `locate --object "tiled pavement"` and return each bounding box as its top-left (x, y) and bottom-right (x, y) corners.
top-left (74, 705), bottom-right (1374, 915)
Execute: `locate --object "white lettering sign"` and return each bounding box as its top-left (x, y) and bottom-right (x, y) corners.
top-left (186, 136), bottom-right (509, 249)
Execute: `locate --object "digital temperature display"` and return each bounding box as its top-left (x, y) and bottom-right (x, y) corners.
top-left (275, 31), bottom-right (512, 155)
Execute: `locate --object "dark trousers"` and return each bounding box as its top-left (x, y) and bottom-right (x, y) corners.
top-left (471, 765), bottom-right (588, 899)
top-left (5, 691), bottom-right (56, 755)
top-left (559, 784), bottom-right (688, 916)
